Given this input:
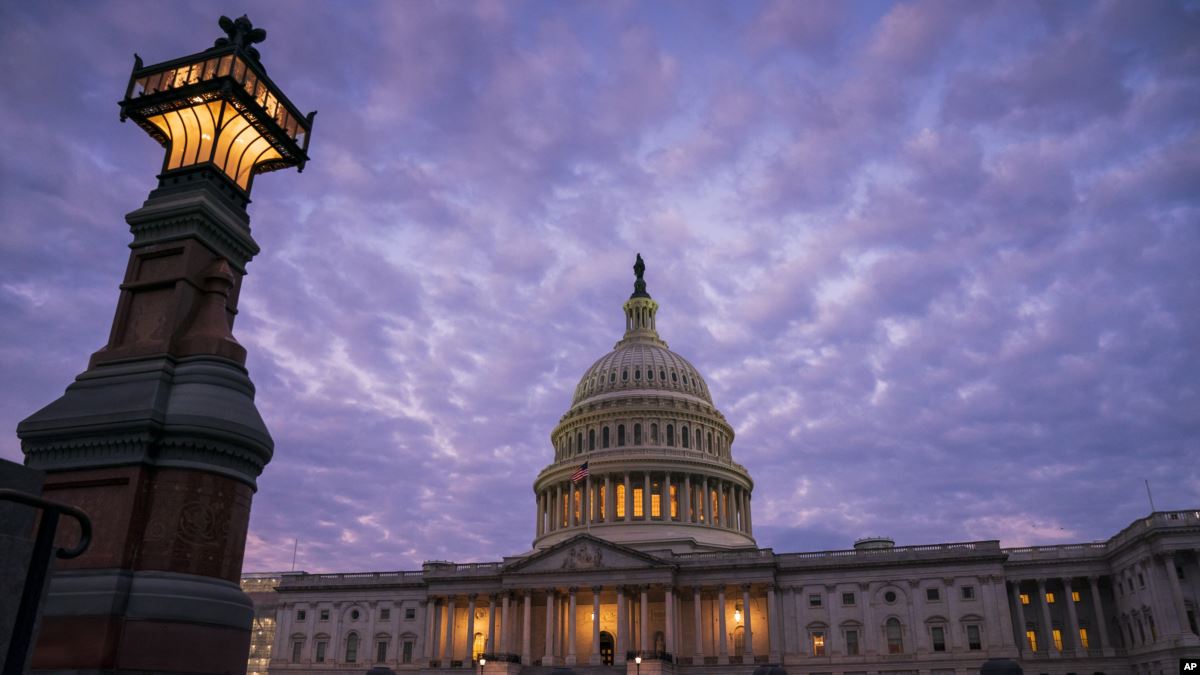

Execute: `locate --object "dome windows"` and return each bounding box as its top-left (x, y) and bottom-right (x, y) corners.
top-left (588, 429), bottom-right (596, 451)
top-left (609, 372), bottom-right (616, 383)
top-left (617, 425), bottom-right (626, 446)
top-left (602, 427), bottom-right (610, 448)
top-left (682, 425), bottom-right (690, 448)
top-left (622, 369), bottom-right (628, 382)
top-left (634, 423), bottom-right (642, 445)
top-left (634, 368), bottom-right (641, 380)
top-left (647, 369), bottom-right (654, 380)
top-left (660, 369), bottom-right (666, 381)
top-left (666, 424), bottom-right (675, 446)
top-left (651, 423), bottom-right (658, 443)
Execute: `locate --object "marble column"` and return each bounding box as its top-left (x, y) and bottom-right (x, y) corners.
top-left (1164, 553), bottom-right (1192, 638)
top-left (640, 586), bottom-right (650, 654)
top-left (544, 589), bottom-right (557, 666)
top-left (591, 586), bottom-right (602, 665)
top-left (465, 594), bottom-right (477, 664)
top-left (500, 593), bottom-right (511, 654)
top-left (1088, 576), bottom-right (1112, 654)
top-left (566, 587), bottom-right (578, 665)
top-left (604, 474), bottom-right (613, 523)
top-left (718, 586), bottom-right (729, 663)
top-left (743, 583), bottom-right (754, 658)
top-left (554, 484), bottom-right (562, 531)
top-left (702, 478), bottom-right (712, 525)
top-left (522, 592), bottom-right (532, 665)
top-left (1010, 582), bottom-right (1028, 654)
top-left (487, 595), bottom-right (497, 655)
top-left (616, 586), bottom-right (628, 664)
top-left (686, 473), bottom-right (696, 521)
top-left (746, 491), bottom-right (753, 534)
top-left (1063, 578), bottom-right (1082, 655)
top-left (643, 473), bottom-right (651, 519)
top-left (767, 584), bottom-right (780, 661)
top-left (444, 596), bottom-right (456, 664)
top-left (717, 481), bottom-right (726, 527)
top-left (693, 587), bottom-right (704, 660)
top-left (665, 587), bottom-right (676, 655)
top-left (424, 598), bottom-right (438, 665)
top-left (1036, 579), bottom-right (1057, 657)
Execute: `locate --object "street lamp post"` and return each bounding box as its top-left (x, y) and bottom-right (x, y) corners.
top-left (478, 656), bottom-right (486, 675)
top-left (635, 654), bottom-right (642, 674)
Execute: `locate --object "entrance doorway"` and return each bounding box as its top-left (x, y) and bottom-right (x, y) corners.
top-left (600, 631), bottom-right (614, 665)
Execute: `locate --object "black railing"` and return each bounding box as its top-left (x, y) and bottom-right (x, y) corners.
top-left (626, 649), bottom-right (674, 663)
top-left (0, 488), bottom-right (92, 675)
top-left (479, 652), bottom-right (521, 664)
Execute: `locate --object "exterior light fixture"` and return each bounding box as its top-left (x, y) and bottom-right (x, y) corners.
top-left (478, 656), bottom-right (486, 675)
top-left (734, 608), bottom-right (743, 624)
top-left (119, 14), bottom-right (315, 199)
top-left (635, 654), bottom-right (642, 674)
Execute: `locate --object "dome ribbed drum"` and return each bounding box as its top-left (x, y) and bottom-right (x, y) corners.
top-left (532, 255), bottom-right (756, 553)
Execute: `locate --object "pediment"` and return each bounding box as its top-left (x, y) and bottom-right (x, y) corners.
top-left (506, 534), bottom-right (666, 574)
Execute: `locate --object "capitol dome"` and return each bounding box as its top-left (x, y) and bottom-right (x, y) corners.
top-left (532, 255), bottom-right (756, 553)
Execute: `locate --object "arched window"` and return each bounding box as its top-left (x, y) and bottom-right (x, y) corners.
top-left (634, 424), bottom-right (642, 445)
top-left (346, 632), bottom-right (360, 662)
top-left (610, 372), bottom-right (616, 383)
top-left (617, 425), bottom-right (626, 446)
top-left (634, 368), bottom-right (641, 380)
top-left (647, 369), bottom-right (654, 380)
top-left (696, 429), bottom-right (702, 450)
top-left (682, 425), bottom-right (690, 448)
top-left (886, 618), bottom-right (903, 653)
top-left (602, 427), bottom-right (610, 448)
top-left (576, 432), bottom-right (583, 454)
top-left (660, 369), bottom-right (666, 381)
top-left (473, 632), bottom-right (485, 661)
top-left (622, 369), bottom-right (628, 382)
top-left (666, 424), bottom-right (674, 446)
top-left (650, 424), bottom-right (658, 443)
top-left (588, 429), bottom-right (595, 451)
top-left (707, 432), bottom-right (713, 453)
top-left (671, 371), bottom-right (678, 382)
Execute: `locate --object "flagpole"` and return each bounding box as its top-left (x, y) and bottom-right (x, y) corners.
top-left (1145, 479), bottom-right (1156, 513)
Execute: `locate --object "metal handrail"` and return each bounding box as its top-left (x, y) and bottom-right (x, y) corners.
top-left (0, 488), bottom-right (93, 675)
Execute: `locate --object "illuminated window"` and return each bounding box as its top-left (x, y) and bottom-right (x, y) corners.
top-left (574, 489), bottom-right (581, 522)
top-left (1072, 591), bottom-right (1081, 602)
top-left (1026, 630), bottom-right (1038, 652)
top-left (651, 482), bottom-right (662, 518)
top-left (561, 493), bottom-right (568, 527)
top-left (811, 631), bottom-right (825, 656)
top-left (886, 618), bottom-right (903, 653)
top-left (598, 485), bottom-right (606, 520)
top-left (1046, 592), bottom-right (1056, 604)
top-left (682, 425), bottom-right (690, 448)
top-left (1052, 628), bottom-right (1063, 651)
top-left (931, 626), bottom-right (946, 652)
top-left (633, 488), bottom-right (644, 517)
top-left (473, 632), bottom-right (484, 660)
top-left (711, 489), bottom-right (719, 521)
top-left (616, 484), bottom-right (626, 518)
top-left (1079, 627), bottom-right (1089, 648)
top-left (967, 624), bottom-right (982, 650)
top-left (1020, 594), bottom-right (1030, 605)
top-left (670, 484), bottom-right (678, 518)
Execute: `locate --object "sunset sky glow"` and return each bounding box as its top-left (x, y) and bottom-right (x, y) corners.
top-left (1, 1), bottom-right (1197, 573)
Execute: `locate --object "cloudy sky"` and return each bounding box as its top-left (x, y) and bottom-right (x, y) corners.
top-left (1, 1), bottom-right (1196, 573)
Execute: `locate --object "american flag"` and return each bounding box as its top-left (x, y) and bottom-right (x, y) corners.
top-left (571, 461), bottom-right (589, 483)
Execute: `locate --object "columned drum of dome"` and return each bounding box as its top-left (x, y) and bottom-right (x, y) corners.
top-left (533, 255), bottom-right (756, 553)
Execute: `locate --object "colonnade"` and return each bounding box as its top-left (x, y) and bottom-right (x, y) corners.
top-left (535, 471), bottom-right (752, 537)
top-left (422, 584), bottom-right (774, 668)
top-left (1008, 575), bottom-right (1113, 656)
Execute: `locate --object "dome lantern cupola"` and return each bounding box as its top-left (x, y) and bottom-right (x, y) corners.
top-left (619, 253), bottom-right (665, 348)
top-left (532, 255), bottom-right (756, 554)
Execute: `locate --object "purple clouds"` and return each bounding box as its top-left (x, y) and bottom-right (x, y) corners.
top-left (1, 1), bottom-right (1196, 572)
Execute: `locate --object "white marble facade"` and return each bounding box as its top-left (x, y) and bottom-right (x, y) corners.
top-left (262, 265), bottom-right (1200, 675)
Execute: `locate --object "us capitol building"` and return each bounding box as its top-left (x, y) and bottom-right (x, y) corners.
top-left (253, 258), bottom-right (1199, 675)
